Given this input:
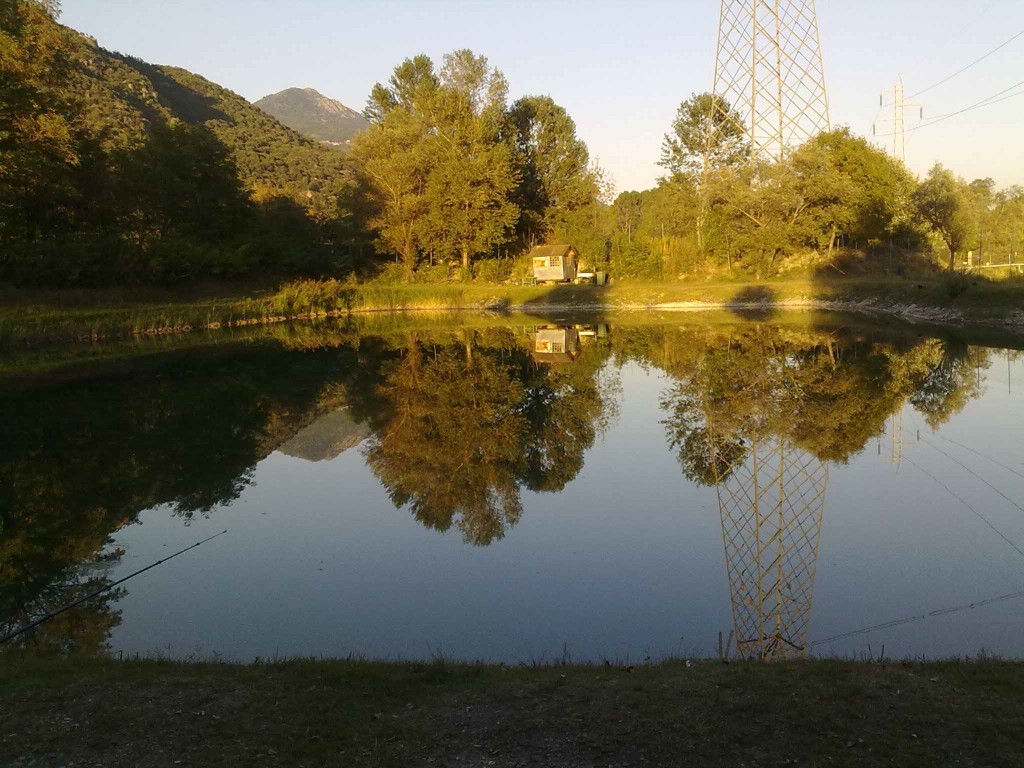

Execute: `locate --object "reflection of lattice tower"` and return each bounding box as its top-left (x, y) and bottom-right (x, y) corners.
top-left (714, 437), bottom-right (828, 660)
top-left (711, 0), bottom-right (831, 160)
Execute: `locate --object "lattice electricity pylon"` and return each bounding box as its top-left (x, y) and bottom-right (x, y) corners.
top-left (710, 0), bottom-right (831, 160)
top-left (714, 437), bottom-right (828, 660)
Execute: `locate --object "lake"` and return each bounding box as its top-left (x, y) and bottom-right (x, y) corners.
top-left (2, 312), bottom-right (1023, 663)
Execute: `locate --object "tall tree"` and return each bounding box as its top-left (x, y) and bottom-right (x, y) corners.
top-left (660, 93), bottom-right (746, 252)
top-left (802, 128), bottom-right (916, 247)
top-left (352, 56), bottom-right (439, 280)
top-left (659, 92), bottom-right (746, 180)
top-left (508, 95), bottom-right (599, 243)
top-left (913, 164), bottom-right (969, 271)
top-left (423, 50), bottom-right (519, 271)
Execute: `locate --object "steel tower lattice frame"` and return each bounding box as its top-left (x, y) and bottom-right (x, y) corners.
top-left (713, 436), bottom-right (828, 660)
top-left (710, 0), bottom-right (831, 160)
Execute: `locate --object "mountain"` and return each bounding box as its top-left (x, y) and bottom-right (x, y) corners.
top-left (254, 88), bottom-right (369, 147)
top-left (68, 32), bottom-right (352, 198)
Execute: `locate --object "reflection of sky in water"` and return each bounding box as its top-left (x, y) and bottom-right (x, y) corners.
top-left (104, 349), bottom-right (1024, 663)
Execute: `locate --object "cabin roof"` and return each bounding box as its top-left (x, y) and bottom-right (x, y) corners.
top-left (528, 244), bottom-right (575, 259)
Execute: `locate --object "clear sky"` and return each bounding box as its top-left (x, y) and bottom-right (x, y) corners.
top-left (60, 0), bottom-right (1024, 194)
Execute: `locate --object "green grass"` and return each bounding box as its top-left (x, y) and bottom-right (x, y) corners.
top-left (2, 274), bottom-right (1023, 349)
top-left (2, 654), bottom-right (1023, 766)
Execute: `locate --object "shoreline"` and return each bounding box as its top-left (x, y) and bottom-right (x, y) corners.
top-left (3, 277), bottom-right (1024, 348)
top-left (2, 654), bottom-right (1022, 766)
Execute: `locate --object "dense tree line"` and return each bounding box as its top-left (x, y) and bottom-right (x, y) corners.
top-left (3, 2), bottom-right (1023, 287)
top-left (599, 93), bottom-right (1024, 280)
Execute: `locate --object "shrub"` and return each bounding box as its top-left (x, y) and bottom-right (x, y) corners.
top-left (373, 261), bottom-right (408, 285)
top-left (942, 272), bottom-right (971, 300)
top-left (613, 242), bottom-right (662, 280)
top-left (415, 262), bottom-right (453, 283)
top-left (473, 257), bottom-right (514, 283)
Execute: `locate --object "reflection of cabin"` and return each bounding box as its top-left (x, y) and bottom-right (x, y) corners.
top-left (532, 327), bottom-right (581, 365)
top-left (530, 244), bottom-right (578, 283)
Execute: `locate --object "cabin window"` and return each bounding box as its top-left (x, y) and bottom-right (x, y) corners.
top-left (533, 258), bottom-right (547, 270)
top-left (550, 254), bottom-right (561, 267)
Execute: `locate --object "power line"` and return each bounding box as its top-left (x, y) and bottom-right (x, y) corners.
top-left (904, 456), bottom-right (1024, 561)
top-left (875, 79), bottom-right (1024, 137)
top-left (925, 79), bottom-right (1024, 120)
top-left (932, 432), bottom-right (1024, 481)
top-left (810, 587), bottom-right (1024, 649)
top-left (908, 28), bottom-right (1024, 100)
top-left (918, 434), bottom-right (1024, 516)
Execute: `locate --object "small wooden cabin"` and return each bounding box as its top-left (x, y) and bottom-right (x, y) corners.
top-left (532, 327), bottom-right (581, 365)
top-left (530, 244), bottom-right (578, 283)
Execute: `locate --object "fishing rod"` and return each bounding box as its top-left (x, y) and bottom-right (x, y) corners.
top-left (0, 529), bottom-right (227, 646)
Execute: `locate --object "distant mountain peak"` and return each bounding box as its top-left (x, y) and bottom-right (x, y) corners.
top-left (255, 87), bottom-right (368, 146)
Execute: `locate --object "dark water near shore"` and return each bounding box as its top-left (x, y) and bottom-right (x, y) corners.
top-left (3, 313), bottom-right (1023, 662)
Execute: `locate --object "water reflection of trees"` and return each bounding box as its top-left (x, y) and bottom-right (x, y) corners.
top-left (0, 344), bottom-right (364, 653)
top-left (0, 321), bottom-right (996, 654)
top-left (360, 328), bottom-right (616, 544)
top-left (1, 553), bottom-right (125, 656)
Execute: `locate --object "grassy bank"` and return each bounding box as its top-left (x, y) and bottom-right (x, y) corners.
top-left (2, 275), bottom-right (1024, 348)
top-left (2, 655), bottom-right (1023, 766)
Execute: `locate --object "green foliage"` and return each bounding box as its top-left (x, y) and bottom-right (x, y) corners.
top-left (0, 0), bottom-right (80, 242)
top-left (913, 164), bottom-right (970, 271)
top-left (472, 257), bottom-right (513, 283)
top-left (509, 95), bottom-right (601, 241)
top-left (659, 92), bottom-right (747, 179)
top-left (804, 128), bottom-right (916, 244)
top-left (962, 179), bottom-right (1024, 266)
top-left (353, 51), bottom-right (607, 282)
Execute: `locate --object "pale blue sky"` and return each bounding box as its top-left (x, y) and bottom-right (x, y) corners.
top-left (61, 0), bottom-right (1024, 193)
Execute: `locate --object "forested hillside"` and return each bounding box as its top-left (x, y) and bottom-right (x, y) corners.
top-left (74, 53), bottom-right (352, 198)
top-left (0, 1), bottom-right (363, 284)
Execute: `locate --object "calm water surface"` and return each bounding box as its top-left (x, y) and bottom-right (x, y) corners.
top-left (3, 314), bottom-right (1023, 662)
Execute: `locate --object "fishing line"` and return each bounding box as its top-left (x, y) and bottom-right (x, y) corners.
top-left (0, 530), bottom-right (228, 646)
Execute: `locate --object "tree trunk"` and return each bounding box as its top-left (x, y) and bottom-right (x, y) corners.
top-left (948, 245), bottom-right (955, 273)
top-left (827, 225), bottom-right (837, 263)
top-left (403, 231), bottom-right (415, 282)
